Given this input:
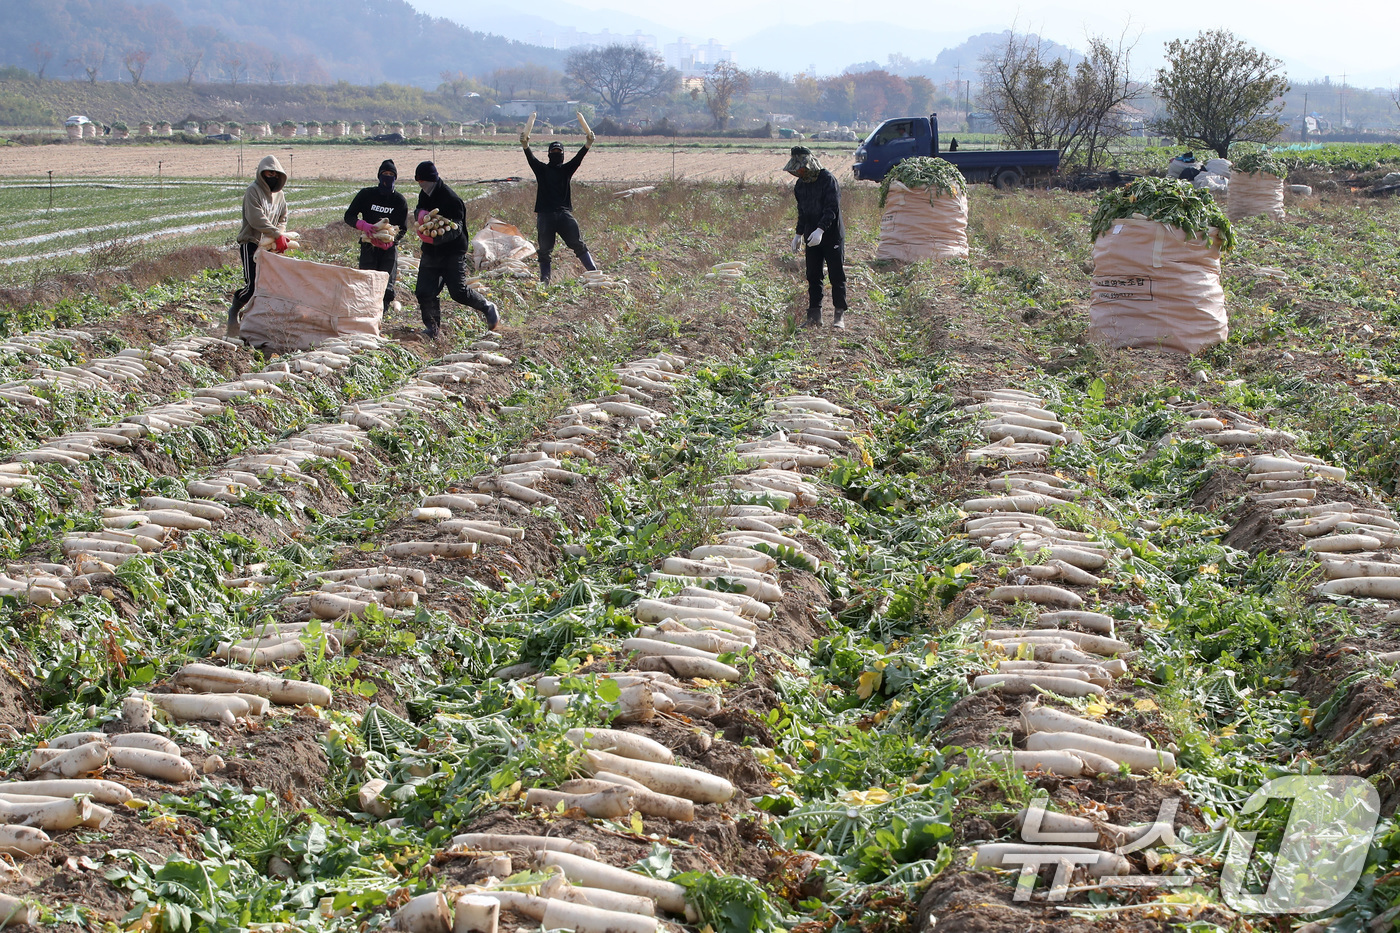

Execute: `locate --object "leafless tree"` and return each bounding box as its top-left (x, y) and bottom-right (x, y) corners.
top-left (220, 56), bottom-right (247, 87)
top-left (704, 61), bottom-right (750, 129)
top-left (29, 42), bottom-right (53, 79)
top-left (177, 47), bottom-right (204, 85)
top-left (123, 49), bottom-right (151, 86)
top-left (979, 29), bottom-right (1140, 169)
top-left (68, 43), bottom-right (107, 84)
top-left (262, 54), bottom-right (282, 85)
top-left (564, 45), bottom-right (678, 118)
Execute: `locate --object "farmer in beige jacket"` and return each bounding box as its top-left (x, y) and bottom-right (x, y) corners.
top-left (226, 154), bottom-right (289, 337)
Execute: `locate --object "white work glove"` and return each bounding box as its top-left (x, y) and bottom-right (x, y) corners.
top-left (585, 131), bottom-right (596, 148)
top-left (790, 235), bottom-right (803, 253)
top-left (807, 228), bottom-right (824, 247)
top-left (520, 131), bottom-right (530, 148)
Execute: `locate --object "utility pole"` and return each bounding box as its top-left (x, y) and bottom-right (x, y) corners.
top-left (1302, 92), bottom-right (1308, 140)
top-left (1340, 73), bottom-right (1346, 127)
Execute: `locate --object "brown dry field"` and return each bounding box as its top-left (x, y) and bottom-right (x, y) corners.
top-left (0, 140), bottom-right (849, 184)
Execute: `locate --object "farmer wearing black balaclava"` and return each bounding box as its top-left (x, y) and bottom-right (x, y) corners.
top-left (227, 155), bottom-right (290, 338)
top-left (785, 146), bottom-right (847, 328)
top-left (344, 159), bottom-right (408, 313)
top-left (411, 160), bottom-right (498, 339)
top-left (520, 126), bottom-right (598, 284)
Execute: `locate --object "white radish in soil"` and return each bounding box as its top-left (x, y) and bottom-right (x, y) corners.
top-left (1316, 576), bottom-right (1400, 598)
top-left (564, 728), bottom-right (673, 763)
top-left (973, 843), bottom-right (1129, 876)
top-left (389, 891), bottom-right (452, 933)
top-left (450, 834), bottom-right (600, 860)
top-left (542, 899), bottom-right (660, 933)
top-left (0, 824), bottom-right (52, 857)
top-left (0, 795), bottom-right (104, 831)
top-left (986, 584), bottom-right (1084, 606)
top-left (558, 779), bottom-right (694, 822)
top-left (0, 779), bottom-right (134, 806)
top-left (1020, 705), bottom-right (1151, 748)
top-left (1024, 732), bottom-right (1176, 772)
top-left (636, 656), bottom-right (742, 682)
top-left (1037, 610), bottom-right (1114, 634)
top-left (145, 692), bottom-right (251, 725)
top-left (583, 750), bottom-right (735, 804)
top-left (524, 785), bottom-right (634, 819)
top-left (534, 851), bottom-right (690, 915)
top-left (452, 895), bottom-right (500, 933)
top-left (108, 747), bottom-right (196, 783)
top-left (29, 740), bottom-right (108, 777)
top-left (972, 674), bottom-right (1105, 697)
top-left (985, 747), bottom-right (1119, 776)
top-left (0, 894), bottom-right (39, 927)
top-left (540, 876), bottom-right (657, 916)
top-left (175, 663), bottom-right (332, 706)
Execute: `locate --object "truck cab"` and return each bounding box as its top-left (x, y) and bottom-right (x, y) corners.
top-left (854, 113), bottom-right (1060, 186)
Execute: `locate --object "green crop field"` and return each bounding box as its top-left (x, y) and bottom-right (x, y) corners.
top-left (2, 171), bottom-right (1400, 933)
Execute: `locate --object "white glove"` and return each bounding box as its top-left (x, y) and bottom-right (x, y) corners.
top-left (807, 228), bottom-right (824, 247)
top-left (790, 235), bottom-right (803, 253)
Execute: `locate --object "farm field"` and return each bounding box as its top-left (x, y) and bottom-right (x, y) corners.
top-left (1, 171), bottom-right (1400, 933)
top-left (0, 142), bottom-right (845, 186)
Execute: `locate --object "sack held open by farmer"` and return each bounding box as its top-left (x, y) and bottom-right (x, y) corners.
top-left (344, 159), bottom-right (408, 314)
top-left (226, 155), bottom-right (289, 338)
top-left (521, 117), bottom-right (599, 284)
top-left (784, 146), bottom-right (847, 329)
top-left (411, 160), bottom-right (499, 338)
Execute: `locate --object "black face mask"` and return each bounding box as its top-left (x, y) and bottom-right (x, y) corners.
top-left (263, 173), bottom-right (285, 192)
top-left (548, 149), bottom-right (564, 165)
top-left (378, 174), bottom-right (396, 191)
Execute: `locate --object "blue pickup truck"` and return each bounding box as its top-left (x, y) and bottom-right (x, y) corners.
top-left (852, 113), bottom-right (1060, 188)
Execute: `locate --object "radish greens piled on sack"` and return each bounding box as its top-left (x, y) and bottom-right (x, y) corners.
top-left (1089, 175), bottom-right (1235, 251)
top-left (1233, 149), bottom-right (1289, 178)
top-left (878, 156), bottom-right (967, 206)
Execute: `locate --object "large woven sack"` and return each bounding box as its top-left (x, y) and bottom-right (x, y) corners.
top-left (472, 217), bottom-right (537, 269)
top-left (876, 181), bottom-right (969, 261)
top-left (1227, 172), bottom-right (1285, 222)
top-left (238, 251), bottom-right (385, 350)
top-left (1089, 218), bottom-right (1227, 354)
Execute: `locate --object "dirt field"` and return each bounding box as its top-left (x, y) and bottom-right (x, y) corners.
top-left (0, 141), bottom-right (844, 184)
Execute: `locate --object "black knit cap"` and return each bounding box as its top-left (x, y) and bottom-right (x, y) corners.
top-left (414, 160), bottom-right (439, 181)
top-left (378, 159), bottom-right (397, 177)
top-left (548, 140), bottom-right (564, 151)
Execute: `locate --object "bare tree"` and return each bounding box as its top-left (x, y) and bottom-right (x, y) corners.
top-left (29, 42), bottom-right (53, 80)
top-left (979, 30), bottom-right (1139, 169)
top-left (262, 54), bottom-right (282, 85)
top-left (177, 47), bottom-right (204, 85)
top-left (1393, 84), bottom-right (1399, 115)
top-left (440, 70), bottom-right (469, 99)
top-left (564, 45), bottom-right (678, 118)
top-left (1150, 29), bottom-right (1288, 157)
top-left (704, 62), bottom-right (750, 129)
top-left (123, 49), bottom-right (151, 86)
top-left (220, 56), bottom-right (246, 87)
top-left (68, 44), bottom-right (107, 84)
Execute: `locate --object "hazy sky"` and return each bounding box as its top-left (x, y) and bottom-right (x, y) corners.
top-left (417, 0), bottom-right (1399, 86)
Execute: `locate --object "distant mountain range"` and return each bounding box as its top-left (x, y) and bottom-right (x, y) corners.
top-left (0, 0), bottom-right (566, 88)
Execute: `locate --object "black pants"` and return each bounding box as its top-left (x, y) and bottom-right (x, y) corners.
top-left (805, 239), bottom-right (847, 311)
top-left (227, 241), bottom-right (259, 331)
top-left (415, 248), bottom-right (489, 334)
top-left (358, 243), bottom-right (397, 311)
top-left (537, 209), bottom-right (595, 282)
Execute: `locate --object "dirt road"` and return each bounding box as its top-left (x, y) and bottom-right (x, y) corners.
top-left (0, 141), bottom-right (849, 184)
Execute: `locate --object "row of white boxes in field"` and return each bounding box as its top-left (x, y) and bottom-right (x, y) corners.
top-left (0, 334), bottom-right (410, 606)
top-left (1171, 397), bottom-right (1400, 662)
top-left (366, 391), bottom-right (855, 933)
top-left (949, 387), bottom-right (1179, 885)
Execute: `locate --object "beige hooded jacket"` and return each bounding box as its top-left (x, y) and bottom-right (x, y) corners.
top-left (237, 155), bottom-right (288, 246)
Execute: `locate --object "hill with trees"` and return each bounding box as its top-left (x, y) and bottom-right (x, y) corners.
top-left (0, 0), bottom-right (565, 90)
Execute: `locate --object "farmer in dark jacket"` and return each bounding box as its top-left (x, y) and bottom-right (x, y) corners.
top-left (411, 161), bottom-right (498, 338)
top-left (785, 147), bottom-right (847, 328)
top-left (520, 127), bottom-right (598, 284)
top-left (344, 159), bottom-right (408, 313)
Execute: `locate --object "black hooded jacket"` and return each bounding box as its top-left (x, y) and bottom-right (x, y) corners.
top-left (344, 186), bottom-right (408, 243)
top-left (525, 145), bottom-right (587, 213)
top-left (793, 168), bottom-right (844, 242)
top-left (414, 180), bottom-right (469, 255)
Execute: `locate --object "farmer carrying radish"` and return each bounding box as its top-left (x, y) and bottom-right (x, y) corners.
top-left (411, 160), bottom-right (499, 339)
top-left (344, 159), bottom-right (408, 313)
top-left (226, 155), bottom-right (289, 338)
top-left (784, 146), bottom-right (847, 329)
top-left (520, 112), bottom-right (599, 285)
